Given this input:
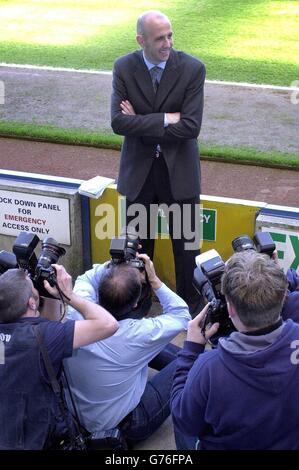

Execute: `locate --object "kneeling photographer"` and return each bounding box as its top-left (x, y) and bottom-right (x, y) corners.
top-left (171, 249), bottom-right (299, 450)
top-left (0, 232), bottom-right (118, 450)
top-left (64, 230), bottom-right (191, 447)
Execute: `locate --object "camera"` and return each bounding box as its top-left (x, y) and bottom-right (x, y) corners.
top-left (109, 228), bottom-right (144, 271)
top-left (0, 231), bottom-right (66, 295)
top-left (0, 250), bottom-right (18, 274)
top-left (232, 231), bottom-right (275, 257)
top-left (193, 249), bottom-right (234, 342)
top-left (193, 231), bottom-right (276, 343)
top-left (87, 428), bottom-right (128, 450)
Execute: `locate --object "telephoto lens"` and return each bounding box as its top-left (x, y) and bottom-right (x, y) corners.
top-left (35, 238), bottom-right (66, 286)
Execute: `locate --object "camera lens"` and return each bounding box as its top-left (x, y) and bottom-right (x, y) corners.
top-left (38, 238), bottom-right (66, 268)
top-left (35, 238), bottom-right (66, 285)
top-left (232, 235), bottom-right (255, 253)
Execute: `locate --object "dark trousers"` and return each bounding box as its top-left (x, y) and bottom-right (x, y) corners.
top-left (126, 155), bottom-right (201, 314)
top-left (119, 343), bottom-right (180, 445)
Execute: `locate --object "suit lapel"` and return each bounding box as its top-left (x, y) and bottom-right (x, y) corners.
top-left (133, 51), bottom-right (156, 106)
top-left (155, 50), bottom-right (180, 109)
top-left (133, 50), bottom-right (180, 109)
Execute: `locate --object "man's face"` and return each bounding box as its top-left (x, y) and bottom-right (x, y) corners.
top-left (137, 16), bottom-right (173, 64)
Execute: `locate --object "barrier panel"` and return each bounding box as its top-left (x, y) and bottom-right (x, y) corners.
top-left (256, 206), bottom-right (299, 273)
top-left (0, 170), bottom-right (90, 279)
top-left (89, 187), bottom-right (269, 290)
top-left (1, 172), bottom-right (297, 291)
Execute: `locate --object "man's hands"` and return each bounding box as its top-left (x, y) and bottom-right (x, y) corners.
top-left (120, 100), bottom-right (181, 125)
top-left (166, 112), bottom-right (181, 124)
top-left (187, 303), bottom-right (219, 345)
top-left (43, 264), bottom-right (73, 301)
top-left (137, 253), bottom-right (162, 290)
top-left (121, 100), bottom-right (136, 115)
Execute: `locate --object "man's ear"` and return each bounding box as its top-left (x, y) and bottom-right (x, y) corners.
top-left (28, 296), bottom-right (36, 311)
top-left (227, 300), bottom-right (237, 319)
top-left (136, 34), bottom-right (144, 48)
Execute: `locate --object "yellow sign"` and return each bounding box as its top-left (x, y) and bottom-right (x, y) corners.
top-left (89, 187), bottom-right (264, 290)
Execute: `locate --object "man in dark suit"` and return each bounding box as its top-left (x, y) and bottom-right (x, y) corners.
top-left (111, 10), bottom-right (206, 314)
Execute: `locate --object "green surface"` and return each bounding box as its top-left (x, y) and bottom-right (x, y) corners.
top-left (0, 121), bottom-right (298, 170)
top-left (0, 0), bottom-right (298, 86)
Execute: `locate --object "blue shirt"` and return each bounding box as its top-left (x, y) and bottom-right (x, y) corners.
top-left (64, 263), bottom-right (191, 432)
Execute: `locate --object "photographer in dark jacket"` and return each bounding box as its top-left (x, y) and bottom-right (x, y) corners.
top-left (0, 265), bottom-right (118, 450)
top-left (171, 251), bottom-right (299, 450)
top-left (282, 267), bottom-right (299, 323)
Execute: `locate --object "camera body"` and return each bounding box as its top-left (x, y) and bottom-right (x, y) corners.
top-left (109, 229), bottom-right (144, 271)
top-left (0, 231), bottom-right (66, 295)
top-left (232, 231), bottom-right (275, 257)
top-left (193, 231), bottom-right (276, 342)
top-left (193, 249), bottom-right (234, 341)
top-left (87, 428), bottom-right (128, 450)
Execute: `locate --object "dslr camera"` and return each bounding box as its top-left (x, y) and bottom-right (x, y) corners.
top-left (231, 231), bottom-right (276, 257)
top-left (0, 231), bottom-right (66, 295)
top-left (193, 231), bottom-right (276, 342)
top-left (193, 249), bottom-right (233, 341)
top-left (109, 228), bottom-right (144, 271)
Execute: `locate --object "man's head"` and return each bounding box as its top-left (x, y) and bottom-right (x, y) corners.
top-left (136, 10), bottom-right (173, 64)
top-left (0, 269), bottom-right (40, 323)
top-left (99, 264), bottom-right (142, 320)
top-left (221, 251), bottom-right (288, 330)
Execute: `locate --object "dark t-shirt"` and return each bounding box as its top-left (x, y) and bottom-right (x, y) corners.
top-left (18, 316), bottom-right (75, 379)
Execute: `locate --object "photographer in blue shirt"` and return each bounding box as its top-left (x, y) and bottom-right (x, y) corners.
top-left (64, 254), bottom-right (191, 447)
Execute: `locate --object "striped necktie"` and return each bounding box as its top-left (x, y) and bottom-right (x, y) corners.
top-left (150, 66), bottom-right (162, 93)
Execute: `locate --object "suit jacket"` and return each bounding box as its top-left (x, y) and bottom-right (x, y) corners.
top-left (111, 49), bottom-right (206, 201)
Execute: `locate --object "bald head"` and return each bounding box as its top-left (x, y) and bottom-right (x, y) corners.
top-left (136, 10), bottom-right (173, 64)
top-left (137, 10), bottom-right (171, 36)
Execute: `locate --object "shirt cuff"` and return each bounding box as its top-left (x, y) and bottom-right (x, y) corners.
top-left (164, 113), bottom-right (169, 127)
top-left (183, 340), bottom-right (206, 355)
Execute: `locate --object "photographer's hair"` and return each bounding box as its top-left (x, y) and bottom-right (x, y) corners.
top-left (221, 251), bottom-right (288, 329)
top-left (0, 269), bottom-right (33, 323)
top-left (99, 264), bottom-right (142, 319)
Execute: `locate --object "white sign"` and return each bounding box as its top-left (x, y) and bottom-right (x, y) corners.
top-left (265, 228), bottom-right (299, 274)
top-left (0, 190), bottom-right (70, 245)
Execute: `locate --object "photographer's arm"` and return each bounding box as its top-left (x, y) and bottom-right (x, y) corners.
top-left (137, 253), bottom-right (162, 290)
top-left (171, 305), bottom-right (219, 437)
top-left (44, 264), bottom-right (119, 349)
top-left (186, 304), bottom-right (219, 345)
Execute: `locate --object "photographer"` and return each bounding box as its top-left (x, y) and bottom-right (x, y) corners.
top-left (281, 266), bottom-right (299, 323)
top-left (0, 265), bottom-right (118, 450)
top-left (171, 250), bottom-right (299, 450)
top-left (64, 254), bottom-right (191, 446)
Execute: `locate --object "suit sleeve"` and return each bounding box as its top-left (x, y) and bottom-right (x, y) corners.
top-left (165, 61), bottom-right (206, 140)
top-left (111, 59), bottom-right (206, 141)
top-left (111, 64), bottom-right (165, 137)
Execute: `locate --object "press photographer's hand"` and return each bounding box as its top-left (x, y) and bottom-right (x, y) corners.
top-left (44, 264), bottom-right (73, 300)
top-left (137, 254), bottom-right (162, 290)
top-left (187, 303), bottom-right (219, 345)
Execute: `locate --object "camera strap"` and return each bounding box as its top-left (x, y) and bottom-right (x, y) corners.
top-left (33, 325), bottom-right (87, 444)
